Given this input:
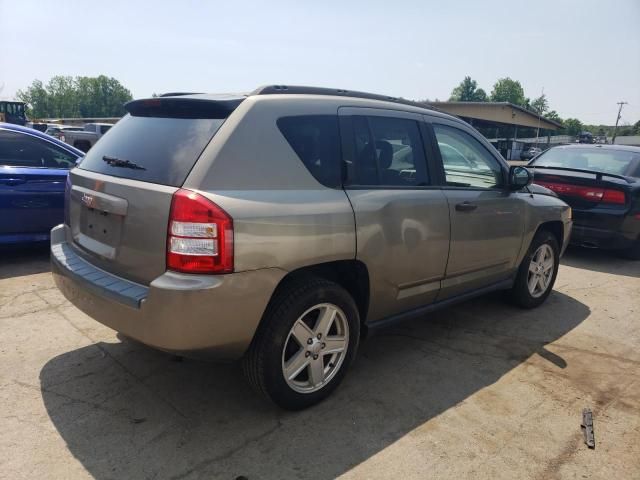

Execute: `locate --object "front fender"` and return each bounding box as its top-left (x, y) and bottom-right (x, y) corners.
top-left (516, 191), bottom-right (572, 265)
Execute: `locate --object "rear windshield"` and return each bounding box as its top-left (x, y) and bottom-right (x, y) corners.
top-left (531, 147), bottom-right (640, 176)
top-left (78, 114), bottom-right (225, 186)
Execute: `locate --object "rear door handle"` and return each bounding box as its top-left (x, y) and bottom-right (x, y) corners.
top-left (455, 201), bottom-right (478, 212)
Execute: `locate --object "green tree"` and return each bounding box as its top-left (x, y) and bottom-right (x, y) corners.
top-left (449, 76), bottom-right (487, 102)
top-left (617, 124), bottom-right (634, 136)
top-left (490, 77), bottom-right (526, 106)
top-left (531, 94), bottom-right (549, 115)
top-left (16, 75), bottom-right (132, 118)
top-left (16, 79), bottom-right (48, 119)
top-left (563, 118), bottom-right (583, 136)
top-left (546, 110), bottom-right (562, 123)
top-left (582, 124), bottom-right (613, 136)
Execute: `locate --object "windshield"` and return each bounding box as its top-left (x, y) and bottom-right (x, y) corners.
top-left (1, 102), bottom-right (26, 116)
top-left (531, 148), bottom-right (640, 176)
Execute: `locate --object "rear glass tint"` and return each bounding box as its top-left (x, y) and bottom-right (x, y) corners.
top-left (532, 147), bottom-right (640, 176)
top-left (78, 114), bottom-right (225, 186)
top-left (277, 115), bottom-right (341, 188)
top-left (0, 129), bottom-right (78, 168)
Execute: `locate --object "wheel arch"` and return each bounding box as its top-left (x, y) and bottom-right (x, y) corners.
top-left (260, 260), bottom-right (370, 337)
top-left (535, 220), bottom-right (564, 249)
top-left (515, 219), bottom-right (565, 270)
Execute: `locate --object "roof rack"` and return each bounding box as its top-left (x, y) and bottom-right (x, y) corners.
top-left (251, 85), bottom-right (436, 111)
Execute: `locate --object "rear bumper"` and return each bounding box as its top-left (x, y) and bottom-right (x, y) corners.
top-left (570, 223), bottom-right (637, 250)
top-left (50, 224), bottom-right (286, 360)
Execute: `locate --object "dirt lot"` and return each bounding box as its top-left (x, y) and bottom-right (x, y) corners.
top-left (1, 246), bottom-right (638, 480)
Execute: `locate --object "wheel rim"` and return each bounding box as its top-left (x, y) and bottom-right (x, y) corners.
top-left (281, 303), bottom-right (349, 394)
top-left (527, 244), bottom-right (555, 298)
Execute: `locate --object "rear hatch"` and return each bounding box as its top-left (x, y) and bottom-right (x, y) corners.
top-left (530, 167), bottom-right (633, 230)
top-left (66, 95), bottom-right (243, 284)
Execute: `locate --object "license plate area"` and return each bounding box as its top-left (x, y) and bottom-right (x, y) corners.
top-left (73, 205), bottom-right (124, 259)
top-left (80, 207), bottom-right (123, 246)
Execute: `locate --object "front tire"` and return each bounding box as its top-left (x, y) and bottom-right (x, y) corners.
top-left (509, 230), bottom-right (560, 309)
top-left (243, 278), bottom-right (360, 410)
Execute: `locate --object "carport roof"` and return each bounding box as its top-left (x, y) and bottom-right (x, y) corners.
top-left (425, 101), bottom-right (563, 130)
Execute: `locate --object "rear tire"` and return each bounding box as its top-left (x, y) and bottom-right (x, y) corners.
top-left (509, 230), bottom-right (560, 309)
top-left (243, 277), bottom-right (360, 410)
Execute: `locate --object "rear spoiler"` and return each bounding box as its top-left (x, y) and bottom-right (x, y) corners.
top-left (527, 165), bottom-right (636, 184)
top-left (125, 96), bottom-right (245, 119)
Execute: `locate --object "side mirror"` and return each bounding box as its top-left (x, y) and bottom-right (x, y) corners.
top-left (508, 165), bottom-right (532, 190)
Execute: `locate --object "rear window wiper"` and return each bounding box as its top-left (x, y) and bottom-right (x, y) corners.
top-left (102, 155), bottom-right (146, 170)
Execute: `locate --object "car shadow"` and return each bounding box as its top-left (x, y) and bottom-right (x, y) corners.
top-left (0, 243), bottom-right (50, 279)
top-left (39, 291), bottom-right (589, 480)
top-left (561, 245), bottom-right (640, 278)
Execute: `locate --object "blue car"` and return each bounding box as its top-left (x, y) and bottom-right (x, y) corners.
top-left (0, 123), bottom-right (83, 244)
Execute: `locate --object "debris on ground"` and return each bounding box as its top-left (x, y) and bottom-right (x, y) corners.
top-left (582, 408), bottom-right (595, 449)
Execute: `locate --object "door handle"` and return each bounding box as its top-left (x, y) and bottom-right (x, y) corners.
top-left (455, 201), bottom-right (478, 212)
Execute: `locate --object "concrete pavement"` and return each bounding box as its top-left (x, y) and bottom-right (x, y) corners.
top-left (1, 246), bottom-right (638, 479)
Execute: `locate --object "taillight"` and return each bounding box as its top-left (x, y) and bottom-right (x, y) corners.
top-left (601, 189), bottom-right (626, 205)
top-left (167, 189), bottom-right (233, 274)
top-left (535, 181), bottom-right (626, 205)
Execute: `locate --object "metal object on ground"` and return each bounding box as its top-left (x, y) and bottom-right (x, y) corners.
top-left (582, 408), bottom-right (595, 449)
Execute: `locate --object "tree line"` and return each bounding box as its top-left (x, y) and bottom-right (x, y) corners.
top-left (16, 75), bottom-right (133, 119)
top-left (14, 74), bottom-right (639, 137)
top-left (444, 76), bottom-right (639, 138)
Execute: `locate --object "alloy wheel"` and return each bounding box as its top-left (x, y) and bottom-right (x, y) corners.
top-left (281, 303), bottom-right (349, 393)
top-left (527, 244), bottom-right (554, 298)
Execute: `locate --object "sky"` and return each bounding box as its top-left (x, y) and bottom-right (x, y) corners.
top-left (1, 0), bottom-right (639, 125)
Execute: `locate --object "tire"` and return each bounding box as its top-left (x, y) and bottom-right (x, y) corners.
top-left (243, 277), bottom-right (360, 410)
top-left (509, 230), bottom-right (560, 309)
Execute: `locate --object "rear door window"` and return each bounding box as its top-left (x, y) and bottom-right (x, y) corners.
top-left (277, 115), bottom-right (341, 188)
top-left (0, 130), bottom-right (78, 168)
top-left (344, 115), bottom-right (429, 187)
top-left (78, 114), bottom-right (226, 186)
